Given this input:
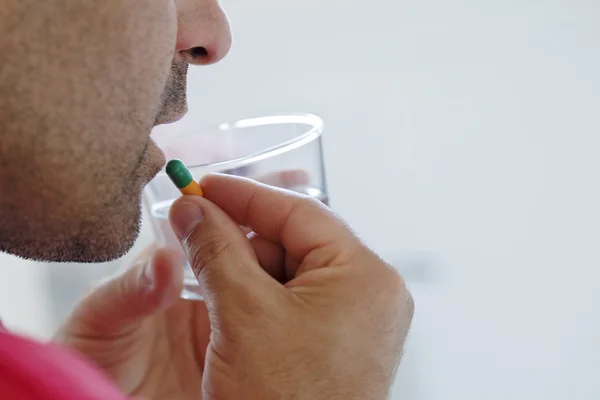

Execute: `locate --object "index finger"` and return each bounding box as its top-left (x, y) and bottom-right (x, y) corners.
top-left (200, 174), bottom-right (357, 262)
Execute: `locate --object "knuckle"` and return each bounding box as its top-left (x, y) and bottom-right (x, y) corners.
top-left (386, 267), bottom-right (406, 292)
top-left (370, 265), bottom-right (415, 334)
top-left (302, 193), bottom-right (328, 211)
top-left (290, 190), bottom-right (325, 212)
top-left (381, 265), bottom-right (414, 313)
top-left (185, 233), bottom-right (235, 276)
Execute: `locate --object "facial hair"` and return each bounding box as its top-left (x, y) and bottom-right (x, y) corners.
top-left (155, 62), bottom-right (189, 125)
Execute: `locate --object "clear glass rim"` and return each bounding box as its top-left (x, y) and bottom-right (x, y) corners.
top-left (157, 113), bottom-right (324, 174)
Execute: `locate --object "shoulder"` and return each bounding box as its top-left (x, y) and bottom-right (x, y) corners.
top-left (0, 327), bottom-right (128, 400)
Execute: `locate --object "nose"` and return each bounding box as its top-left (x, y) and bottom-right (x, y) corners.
top-left (174, 0), bottom-right (232, 65)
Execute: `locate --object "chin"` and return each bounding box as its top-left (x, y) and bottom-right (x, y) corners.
top-left (63, 227), bottom-right (142, 263)
top-left (65, 210), bottom-right (144, 263)
top-left (0, 209), bottom-right (143, 264)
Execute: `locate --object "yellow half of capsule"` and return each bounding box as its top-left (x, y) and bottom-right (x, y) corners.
top-left (179, 180), bottom-right (204, 197)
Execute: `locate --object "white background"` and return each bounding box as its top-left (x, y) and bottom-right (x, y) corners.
top-left (1, 1), bottom-right (600, 399)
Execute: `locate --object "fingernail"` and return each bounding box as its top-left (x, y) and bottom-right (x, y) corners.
top-left (170, 200), bottom-right (204, 239)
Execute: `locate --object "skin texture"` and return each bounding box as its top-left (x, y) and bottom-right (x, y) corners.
top-left (1, 1), bottom-right (414, 399)
top-left (0, 0), bottom-right (231, 262)
top-left (56, 175), bottom-right (414, 400)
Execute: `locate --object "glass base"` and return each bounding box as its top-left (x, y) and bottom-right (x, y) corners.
top-left (181, 276), bottom-right (204, 301)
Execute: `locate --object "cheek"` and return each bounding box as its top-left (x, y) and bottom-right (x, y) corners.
top-left (113, 0), bottom-right (179, 120)
top-left (0, 0), bottom-right (179, 205)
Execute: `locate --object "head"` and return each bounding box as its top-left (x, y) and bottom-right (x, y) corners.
top-left (0, 0), bottom-right (231, 262)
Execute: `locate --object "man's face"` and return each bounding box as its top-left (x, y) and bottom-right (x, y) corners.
top-left (0, 0), bottom-right (231, 262)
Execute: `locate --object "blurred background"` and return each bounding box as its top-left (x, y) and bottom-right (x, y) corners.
top-left (1, 0), bottom-right (600, 399)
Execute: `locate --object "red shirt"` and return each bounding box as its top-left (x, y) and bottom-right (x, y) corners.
top-left (0, 322), bottom-right (127, 399)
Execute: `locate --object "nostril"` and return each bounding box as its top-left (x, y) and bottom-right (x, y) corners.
top-left (189, 46), bottom-right (208, 60)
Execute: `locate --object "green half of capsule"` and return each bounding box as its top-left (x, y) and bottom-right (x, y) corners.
top-left (165, 159), bottom-right (194, 189)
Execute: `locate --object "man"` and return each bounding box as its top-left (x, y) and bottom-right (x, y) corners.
top-left (0, 1), bottom-right (414, 399)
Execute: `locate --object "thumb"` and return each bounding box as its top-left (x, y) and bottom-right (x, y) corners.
top-left (63, 247), bottom-right (184, 337)
top-left (169, 196), bottom-right (277, 310)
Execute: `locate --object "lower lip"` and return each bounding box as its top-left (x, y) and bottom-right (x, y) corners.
top-left (147, 139), bottom-right (167, 177)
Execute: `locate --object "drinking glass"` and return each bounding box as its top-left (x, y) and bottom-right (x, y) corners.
top-left (143, 113), bottom-right (327, 300)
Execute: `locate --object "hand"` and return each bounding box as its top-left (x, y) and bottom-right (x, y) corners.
top-left (54, 246), bottom-right (210, 399)
top-left (169, 174), bottom-right (414, 399)
top-left (52, 170), bottom-right (310, 400)
top-left (55, 174), bottom-right (414, 400)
